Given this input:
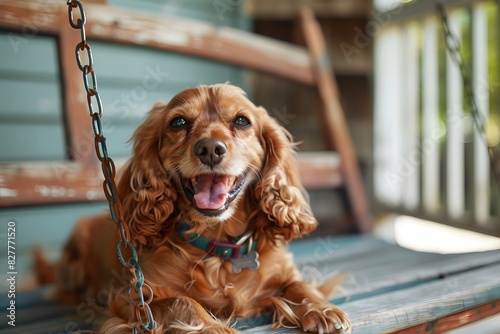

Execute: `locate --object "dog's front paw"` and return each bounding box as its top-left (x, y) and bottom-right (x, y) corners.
top-left (298, 301), bottom-right (351, 333)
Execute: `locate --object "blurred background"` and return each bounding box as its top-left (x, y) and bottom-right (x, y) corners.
top-left (0, 0), bottom-right (499, 292)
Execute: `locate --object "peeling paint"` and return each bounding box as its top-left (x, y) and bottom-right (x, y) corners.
top-left (35, 185), bottom-right (77, 198)
top-left (86, 189), bottom-right (103, 200)
top-left (1, 0), bottom-right (62, 11)
top-left (0, 7), bottom-right (58, 29)
top-left (0, 188), bottom-right (18, 197)
top-left (87, 6), bottom-right (214, 36)
top-left (134, 30), bottom-right (189, 47)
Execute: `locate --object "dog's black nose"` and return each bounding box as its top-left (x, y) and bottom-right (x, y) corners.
top-left (194, 139), bottom-right (227, 167)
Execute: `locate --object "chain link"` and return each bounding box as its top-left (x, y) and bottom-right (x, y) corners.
top-left (436, 1), bottom-right (500, 195)
top-left (66, 1), bottom-right (155, 332)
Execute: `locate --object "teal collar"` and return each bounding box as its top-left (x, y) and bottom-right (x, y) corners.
top-left (177, 223), bottom-right (257, 260)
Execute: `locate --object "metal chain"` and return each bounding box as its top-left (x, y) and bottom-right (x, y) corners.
top-left (66, 1), bottom-right (155, 332)
top-left (436, 1), bottom-right (500, 195)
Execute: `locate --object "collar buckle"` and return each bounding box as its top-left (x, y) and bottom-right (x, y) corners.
top-left (207, 241), bottom-right (242, 260)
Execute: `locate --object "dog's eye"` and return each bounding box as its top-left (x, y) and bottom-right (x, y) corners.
top-left (233, 116), bottom-right (250, 128)
top-left (170, 117), bottom-right (188, 130)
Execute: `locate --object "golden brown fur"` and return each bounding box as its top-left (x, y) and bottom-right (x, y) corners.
top-left (51, 84), bottom-right (351, 333)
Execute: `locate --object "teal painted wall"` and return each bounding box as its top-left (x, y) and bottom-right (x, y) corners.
top-left (0, 203), bottom-right (107, 291)
top-left (0, 34), bottom-right (65, 162)
top-left (89, 41), bottom-right (249, 157)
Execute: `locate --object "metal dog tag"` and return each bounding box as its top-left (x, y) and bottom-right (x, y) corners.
top-left (231, 250), bottom-right (260, 274)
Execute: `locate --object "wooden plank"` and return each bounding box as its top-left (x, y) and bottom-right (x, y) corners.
top-left (291, 235), bottom-right (500, 304)
top-left (0, 286), bottom-right (99, 333)
top-left (0, 30), bottom-right (66, 162)
top-left (0, 79), bottom-right (62, 120)
top-left (298, 7), bottom-right (372, 232)
top-left (0, 162), bottom-right (106, 206)
top-left (333, 249), bottom-right (500, 304)
top-left (0, 124), bottom-right (66, 162)
top-left (1, 316), bottom-right (92, 334)
top-left (59, 27), bottom-right (99, 167)
top-left (3, 235), bottom-right (500, 333)
top-left (0, 151), bottom-right (342, 206)
top-left (345, 264), bottom-right (500, 334)
top-left (91, 17), bottom-right (313, 83)
top-left (240, 263), bottom-right (500, 333)
top-left (295, 151), bottom-right (343, 189)
top-left (393, 300), bottom-right (500, 333)
top-left (0, 151), bottom-right (343, 206)
top-left (0, 33), bottom-right (59, 75)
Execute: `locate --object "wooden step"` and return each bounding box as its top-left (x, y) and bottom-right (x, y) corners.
top-left (295, 151), bottom-right (343, 189)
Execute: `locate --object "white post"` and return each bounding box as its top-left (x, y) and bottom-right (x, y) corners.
top-left (422, 17), bottom-right (441, 213)
top-left (403, 23), bottom-right (420, 210)
top-left (374, 26), bottom-right (405, 206)
top-left (472, 3), bottom-right (490, 225)
top-left (446, 11), bottom-right (464, 219)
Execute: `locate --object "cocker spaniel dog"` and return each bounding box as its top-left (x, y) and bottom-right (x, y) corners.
top-left (49, 84), bottom-right (351, 333)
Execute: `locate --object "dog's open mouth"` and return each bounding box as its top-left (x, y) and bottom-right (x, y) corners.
top-left (183, 173), bottom-right (245, 216)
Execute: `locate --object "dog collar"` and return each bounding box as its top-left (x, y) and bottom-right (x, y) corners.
top-left (177, 223), bottom-right (257, 260)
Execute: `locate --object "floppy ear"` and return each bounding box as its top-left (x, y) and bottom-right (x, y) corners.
top-left (254, 109), bottom-right (318, 242)
top-left (118, 102), bottom-right (178, 249)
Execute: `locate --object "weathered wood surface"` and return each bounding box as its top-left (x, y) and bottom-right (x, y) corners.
top-left (0, 162), bottom-right (117, 206)
top-left (2, 235), bottom-right (500, 333)
top-left (299, 8), bottom-right (371, 232)
top-left (0, 154), bottom-right (343, 206)
top-left (295, 151), bottom-right (343, 189)
top-left (0, 0), bottom-right (314, 85)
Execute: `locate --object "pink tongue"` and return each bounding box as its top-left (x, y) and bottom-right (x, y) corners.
top-left (193, 174), bottom-right (231, 210)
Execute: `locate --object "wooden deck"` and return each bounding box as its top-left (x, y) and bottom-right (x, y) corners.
top-left (2, 235), bottom-right (500, 333)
